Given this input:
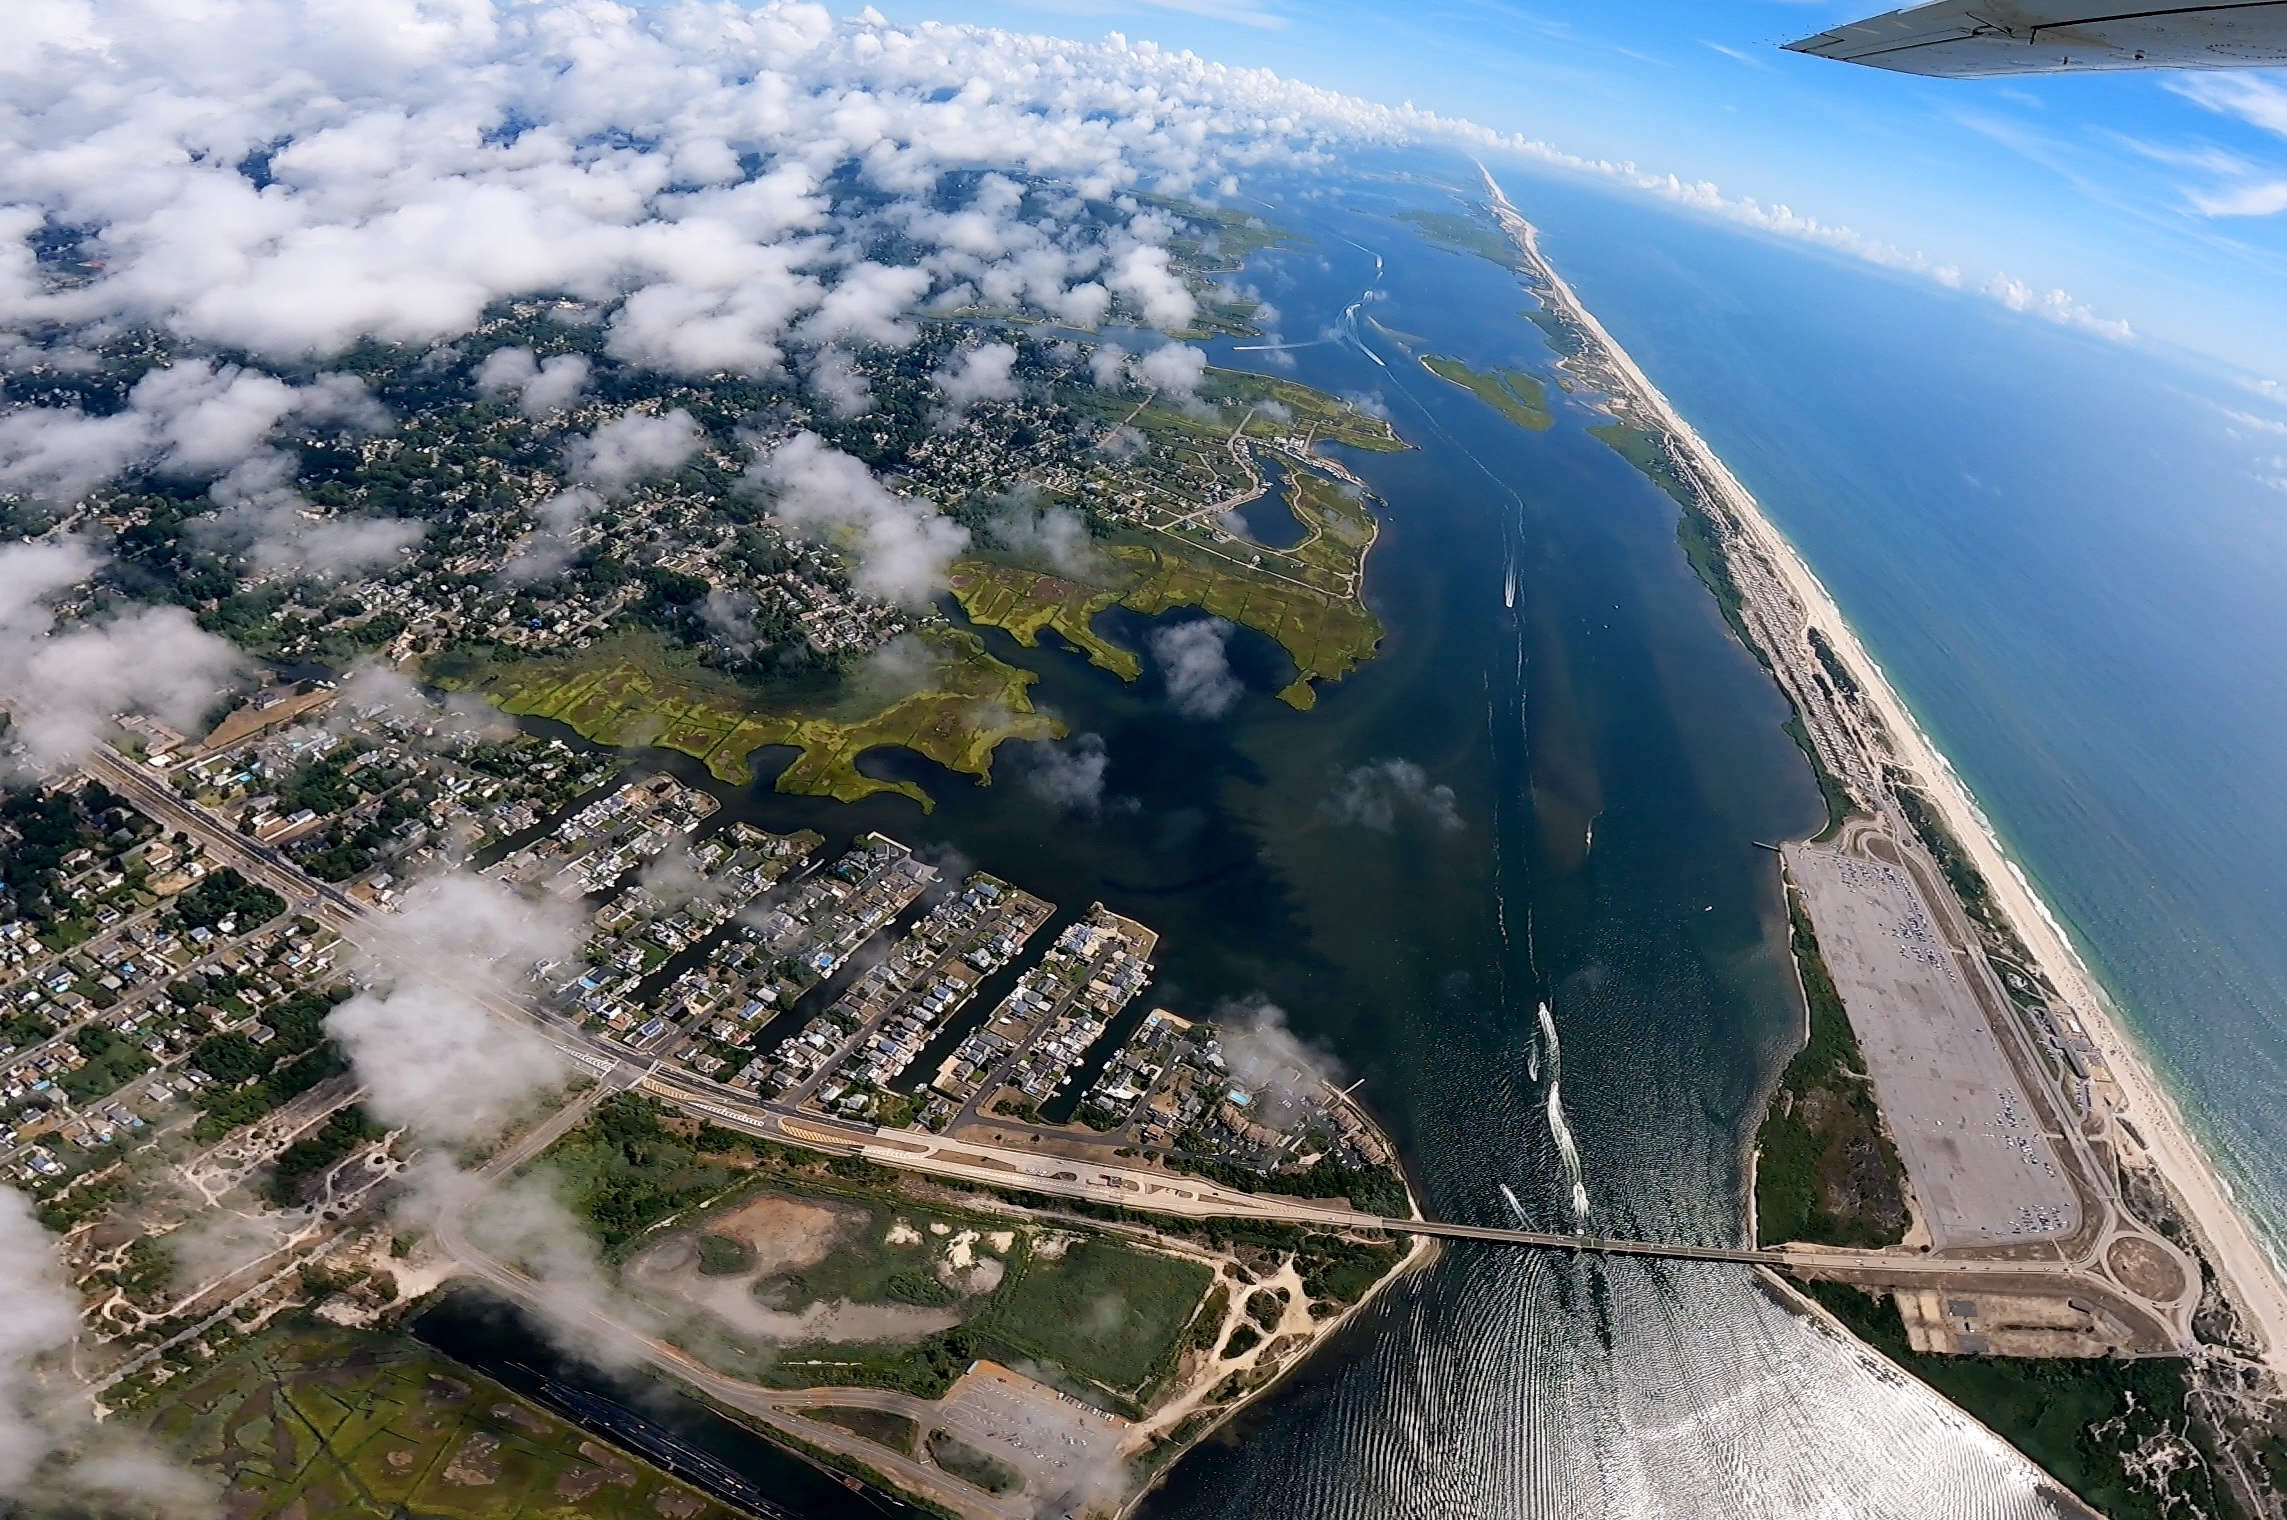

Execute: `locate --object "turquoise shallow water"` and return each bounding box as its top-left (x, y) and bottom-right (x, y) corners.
top-left (1499, 162), bottom-right (2287, 1251)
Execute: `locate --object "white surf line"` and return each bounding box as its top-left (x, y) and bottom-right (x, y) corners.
top-left (1475, 157), bottom-right (2287, 1364)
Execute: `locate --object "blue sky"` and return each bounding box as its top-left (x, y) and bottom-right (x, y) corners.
top-left (863, 0), bottom-right (2287, 381)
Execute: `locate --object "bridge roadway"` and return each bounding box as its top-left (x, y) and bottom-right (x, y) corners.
top-left (77, 747), bottom-right (2094, 1287)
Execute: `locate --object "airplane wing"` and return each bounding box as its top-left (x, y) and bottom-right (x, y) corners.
top-left (1786, 0), bottom-right (2287, 75)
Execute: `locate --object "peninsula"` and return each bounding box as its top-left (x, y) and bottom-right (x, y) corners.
top-left (1478, 164), bottom-right (2287, 1508)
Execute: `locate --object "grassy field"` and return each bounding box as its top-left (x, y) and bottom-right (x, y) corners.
top-left (1421, 356), bottom-right (1552, 431)
top-left (548, 1114), bottom-right (1215, 1413)
top-left (443, 625), bottom-right (1058, 810)
top-left (1392, 208), bottom-right (1523, 270)
top-left (139, 1324), bottom-right (736, 1520)
top-left (802, 1406), bottom-right (918, 1454)
top-left (636, 1179), bottom-right (1207, 1407)
top-left (953, 534), bottom-right (1383, 712)
top-left (1754, 891), bottom-right (1911, 1248)
top-left (926, 1430), bottom-right (1020, 1495)
top-left (746, 1193), bottom-right (994, 1313)
top-left (974, 1239), bottom-right (1213, 1401)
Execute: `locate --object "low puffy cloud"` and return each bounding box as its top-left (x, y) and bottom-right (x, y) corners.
top-left (566, 409), bottom-right (703, 495)
top-left (0, 1188), bottom-right (216, 1512)
top-left (499, 486), bottom-right (600, 585)
top-left (1324, 758), bottom-right (1461, 832)
top-left (1215, 995), bottom-right (1341, 1104)
top-left (1491, 152), bottom-right (2130, 341)
top-left (805, 346), bottom-right (874, 418)
top-left (196, 455), bottom-right (424, 579)
top-left (0, 1190), bottom-right (94, 1495)
top-left (1150, 617), bottom-right (1242, 718)
top-left (0, 0), bottom-right (2137, 419)
top-left (1095, 424), bottom-right (1149, 461)
top-left (855, 632), bottom-right (949, 697)
top-left (801, 262), bottom-right (933, 348)
top-left (932, 341), bottom-right (1022, 412)
top-left (333, 661), bottom-right (514, 746)
top-left (753, 430), bottom-right (967, 604)
top-left (1133, 341), bottom-right (1208, 399)
top-left (125, 361), bottom-right (307, 477)
top-left (1016, 732), bottom-right (1112, 815)
top-left (0, 361), bottom-right (389, 508)
top-left (603, 250), bottom-right (819, 378)
top-left (165, 1209), bottom-right (293, 1295)
top-left (0, 409), bottom-right (150, 505)
top-left (638, 840), bottom-right (728, 909)
top-left (476, 347), bottom-right (592, 417)
top-left (400, 1159), bottom-right (658, 1369)
top-left (327, 874), bottom-right (577, 1148)
top-left (1979, 274), bottom-right (2134, 341)
top-left (1107, 243), bottom-right (1197, 331)
top-left (989, 498), bottom-right (1101, 579)
top-left (1089, 342), bottom-right (1133, 391)
top-left (323, 871), bottom-right (667, 1368)
top-left (1085, 339), bottom-right (1205, 399)
top-left (0, 538), bottom-right (246, 766)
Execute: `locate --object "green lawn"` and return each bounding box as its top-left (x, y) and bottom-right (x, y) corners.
top-left (977, 1239), bottom-right (1212, 1399)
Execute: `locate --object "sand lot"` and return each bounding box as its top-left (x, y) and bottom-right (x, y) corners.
top-left (1788, 845), bottom-right (2081, 1248)
top-left (625, 1191), bottom-right (1003, 1345)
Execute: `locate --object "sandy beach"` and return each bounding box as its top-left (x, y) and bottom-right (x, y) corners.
top-left (1480, 162), bottom-right (2287, 1373)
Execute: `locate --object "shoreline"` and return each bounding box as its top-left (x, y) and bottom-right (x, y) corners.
top-left (1114, 1226), bottom-right (1438, 1518)
top-left (1477, 161), bottom-right (2287, 1372)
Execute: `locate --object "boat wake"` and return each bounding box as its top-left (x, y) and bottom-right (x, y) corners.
top-left (1537, 1002), bottom-right (1591, 1227)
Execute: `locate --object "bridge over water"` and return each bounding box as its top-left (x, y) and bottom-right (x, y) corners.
top-left (1369, 1218), bottom-right (1784, 1264)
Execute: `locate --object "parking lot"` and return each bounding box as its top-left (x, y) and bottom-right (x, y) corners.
top-left (935, 1361), bottom-right (1132, 1516)
top-left (1788, 845), bottom-right (2081, 1249)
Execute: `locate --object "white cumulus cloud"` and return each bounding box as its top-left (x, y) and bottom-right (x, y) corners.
top-left (1151, 617), bottom-right (1243, 718)
top-left (753, 430), bottom-right (968, 604)
top-left (0, 538), bottom-right (247, 767)
top-left (566, 408), bottom-right (703, 495)
top-left (327, 873), bottom-right (578, 1148)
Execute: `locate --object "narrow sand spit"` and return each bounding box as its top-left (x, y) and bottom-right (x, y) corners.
top-left (1479, 162), bottom-right (2287, 1370)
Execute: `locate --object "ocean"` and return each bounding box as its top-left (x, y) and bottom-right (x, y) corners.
top-left (1497, 161), bottom-right (2287, 1253)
